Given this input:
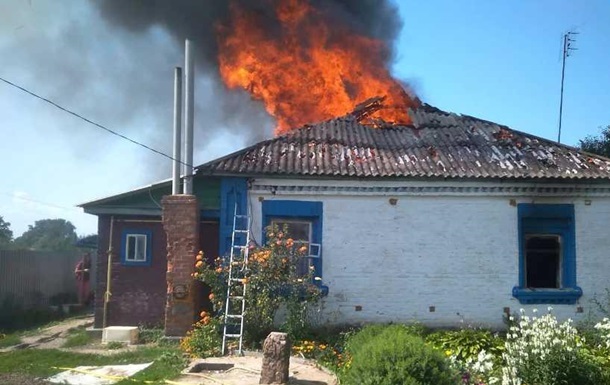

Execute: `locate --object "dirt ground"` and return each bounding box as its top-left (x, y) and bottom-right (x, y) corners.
top-left (1, 317), bottom-right (337, 384)
top-left (0, 315), bottom-right (94, 352)
top-left (0, 373), bottom-right (53, 385)
top-left (178, 354), bottom-right (337, 385)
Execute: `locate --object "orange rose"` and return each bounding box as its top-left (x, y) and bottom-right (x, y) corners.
top-left (208, 293), bottom-right (215, 300)
top-left (215, 267), bottom-right (222, 273)
top-left (298, 245), bottom-right (308, 254)
top-left (199, 311), bottom-right (207, 318)
top-left (195, 260), bottom-right (203, 268)
top-left (286, 238), bottom-right (294, 247)
top-left (196, 252), bottom-right (203, 261)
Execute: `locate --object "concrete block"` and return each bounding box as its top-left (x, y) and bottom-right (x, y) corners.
top-left (102, 326), bottom-right (139, 345)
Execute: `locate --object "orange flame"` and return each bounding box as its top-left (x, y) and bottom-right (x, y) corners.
top-left (217, 0), bottom-right (418, 134)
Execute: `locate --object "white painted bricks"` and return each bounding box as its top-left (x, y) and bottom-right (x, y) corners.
top-left (250, 178), bottom-right (610, 329)
top-left (102, 326), bottom-right (139, 345)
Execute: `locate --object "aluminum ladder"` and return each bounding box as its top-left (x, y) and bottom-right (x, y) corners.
top-left (221, 203), bottom-right (250, 355)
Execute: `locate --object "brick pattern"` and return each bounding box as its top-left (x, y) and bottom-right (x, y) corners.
top-left (93, 215), bottom-right (167, 329)
top-left (250, 178), bottom-right (610, 329)
top-left (162, 195), bottom-right (200, 336)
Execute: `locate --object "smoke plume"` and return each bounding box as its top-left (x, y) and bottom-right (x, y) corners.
top-left (1, 0), bottom-right (404, 181)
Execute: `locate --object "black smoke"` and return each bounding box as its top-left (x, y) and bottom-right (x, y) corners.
top-left (95, 0), bottom-right (403, 67)
top-left (1, 1), bottom-right (403, 182)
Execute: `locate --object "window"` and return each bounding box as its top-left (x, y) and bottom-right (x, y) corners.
top-left (271, 219), bottom-right (315, 276)
top-left (262, 200), bottom-right (326, 293)
top-left (121, 229), bottom-right (152, 266)
top-left (513, 204), bottom-right (582, 304)
top-left (126, 234), bottom-right (147, 262)
top-left (525, 235), bottom-right (561, 288)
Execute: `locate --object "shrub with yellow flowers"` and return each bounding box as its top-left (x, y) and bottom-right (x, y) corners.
top-left (292, 339), bottom-right (350, 373)
top-left (180, 310), bottom-right (222, 358)
top-left (185, 224), bottom-right (323, 354)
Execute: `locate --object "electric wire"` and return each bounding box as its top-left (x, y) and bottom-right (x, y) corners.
top-left (0, 76), bottom-right (193, 168)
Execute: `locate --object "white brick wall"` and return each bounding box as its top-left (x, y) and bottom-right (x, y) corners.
top-left (249, 179), bottom-right (610, 329)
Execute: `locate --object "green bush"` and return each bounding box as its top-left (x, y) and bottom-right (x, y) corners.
top-left (344, 324), bottom-right (424, 356)
top-left (426, 328), bottom-right (504, 362)
top-left (180, 316), bottom-right (222, 358)
top-left (139, 327), bottom-right (164, 344)
top-left (341, 325), bottom-right (457, 385)
top-left (503, 309), bottom-right (609, 385)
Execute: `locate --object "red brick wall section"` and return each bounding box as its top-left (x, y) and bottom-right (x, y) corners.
top-left (93, 215), bottom-right (167, 329)
top-left (162, 195), bottom-right (200, 337)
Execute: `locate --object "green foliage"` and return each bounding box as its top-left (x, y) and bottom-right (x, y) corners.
top-left (426, 328), bottom-right (504, 362)
top-left (62, 327), bottom-right (91, 348)
top-left (0, 216), bottom-right (13, 248)
top-left (180, 317), bottom-right (222, 358)
top-left (292, 326), bottom-right (354, 372)
top-left (502, 309), bottom-right (607, 385)
top-left (14, 218), bottom-right (77, 251)
top-left (190, 224), bottom-right (322, 353)
top-left (0, 346), bottom-right (187, 385)
top-left (138, 327), bottom-right (164, 344)
top-left (106, 341), bottom-right (125, 350)
top-left (0, 333), bottom-right (21, 349)
top-left (75, 234), bottom-right (98, 249)
top-left (341, 325), bottom-right (457, 385)
top-left (580, 125), bottom-right (610, 158)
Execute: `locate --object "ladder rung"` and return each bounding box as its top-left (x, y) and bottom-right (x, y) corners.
top-left (226, 314), bottom-right (243, 319)
top-left (230, 278), bottom-right (246, 282)
top-left (224, 334), bottom-right (242, 338)
top-left (233, 229), bottom-right (249, 233)
top-left (229, 296), bottom-right (244, 300)
top-left (234, 214), bottom-right (249, 218)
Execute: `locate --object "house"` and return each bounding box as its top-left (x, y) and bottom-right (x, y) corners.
top-left (80, 103), bottom-right (610, 335)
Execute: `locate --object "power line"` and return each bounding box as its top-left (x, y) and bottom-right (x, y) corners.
top-left (0, 191), bottom-right (79, 212)
top-left (0, 76), bottom-right (192, 168)
top-left (557, 31), bottom-right (579, 144)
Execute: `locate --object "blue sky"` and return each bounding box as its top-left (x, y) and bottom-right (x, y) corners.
top-left (1, 0), bottom-right (609, 237)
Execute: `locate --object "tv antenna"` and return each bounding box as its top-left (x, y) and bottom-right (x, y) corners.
top-left (557, 31), bottom-right (578, 143)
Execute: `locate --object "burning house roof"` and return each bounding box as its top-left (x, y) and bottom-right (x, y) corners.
top-left (196, 104), bottom-right (610, 180)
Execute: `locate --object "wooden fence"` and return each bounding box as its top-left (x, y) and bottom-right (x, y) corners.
top-left (0, 250), bottom-right (95, 309)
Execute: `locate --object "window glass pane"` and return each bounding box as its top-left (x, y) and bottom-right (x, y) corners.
top-left (135, 235), bottom-right (147, 261)
top-left (271, 220), bottom-right (312, 276)
top-left (525, 235), bottom-right (561, 288)
top-left (127, 236), bottom-right (136, 260)
top-left (272, 221), bottom-right (310, 242)
top-left (126, 234), bottom-right (147, 262)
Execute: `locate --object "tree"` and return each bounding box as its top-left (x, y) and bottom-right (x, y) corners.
top-left (0, 216), bottom-right (13, 247)
top-left (579, 125), bottom-right (610, 158)
top-left (14, 218), bottom-right (78, 251)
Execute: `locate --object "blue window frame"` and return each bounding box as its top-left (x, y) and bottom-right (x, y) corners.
top-left (120, 229), bottom-right (152, 266)
top-left (513, 204), bottom-right (582, 304)
top-left (262, 200), bottom-right (327, 294)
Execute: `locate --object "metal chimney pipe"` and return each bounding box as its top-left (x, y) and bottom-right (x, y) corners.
top-left (172, 67), bottom-right (183, 195)
top-left (183, 39), bottom-right (195, 195)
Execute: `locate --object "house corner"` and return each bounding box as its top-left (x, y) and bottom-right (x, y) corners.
top-left (161, 194), bottom-right (200, 336)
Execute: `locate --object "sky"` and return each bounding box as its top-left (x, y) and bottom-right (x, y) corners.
top-left (0, 0), bottom-right (609, 237)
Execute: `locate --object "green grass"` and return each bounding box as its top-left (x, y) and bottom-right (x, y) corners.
top-left (0, 333), bottom-right (21, 348)
top-left (62, 327), bottom-right (91, 348)
top-left (0, 346), bottom-right (187, 385)
top-left (106, 341), bottom-right (126, 350)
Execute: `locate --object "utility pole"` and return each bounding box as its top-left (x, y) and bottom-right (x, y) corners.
top-left (557, 31), bottom-right (578, 143)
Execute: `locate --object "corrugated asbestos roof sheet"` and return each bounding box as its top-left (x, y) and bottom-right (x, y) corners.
top-left (196, 104), bottom-right (610, 180)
